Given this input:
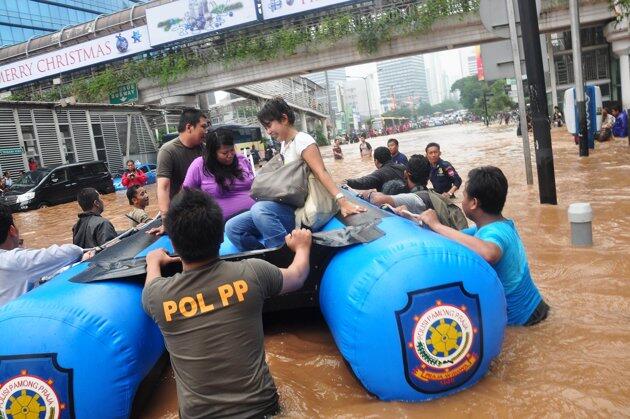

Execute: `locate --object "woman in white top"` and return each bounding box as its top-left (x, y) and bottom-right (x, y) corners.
top-left (226, 97), bottom-right (365, 251)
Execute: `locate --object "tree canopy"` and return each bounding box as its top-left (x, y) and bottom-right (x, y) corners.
top-left (450, 76), bottom-right (515, 117)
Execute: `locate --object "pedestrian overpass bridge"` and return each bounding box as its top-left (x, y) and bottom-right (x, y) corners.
top-left (0, 0), bottom-right (618, 106)
top-left (139, 1), bottom-right (615, 104)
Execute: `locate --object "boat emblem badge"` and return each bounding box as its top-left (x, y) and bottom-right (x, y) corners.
top-left (0, 353), bottom-right (75, 419)
top-left (396, 282), bottom-right (483, 393)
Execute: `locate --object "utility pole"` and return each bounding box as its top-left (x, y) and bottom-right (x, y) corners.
top-left (570, 0), bottom-right (589, 157)
top-left (517, 0), bottom-right (558, 205)
top-left (506, 0), bottom-right (534, 185)
top-left (324, 71), bottom-right (336, 137)
top-left (363, 76), bottom-right (373, 120)
top-left (483, 90), bottom-right (489, 126)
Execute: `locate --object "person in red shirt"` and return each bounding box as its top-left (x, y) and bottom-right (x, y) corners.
top-left (28, 158), bottom-right (38, 172)
top-left (121, 160), bottom-right (147, 189)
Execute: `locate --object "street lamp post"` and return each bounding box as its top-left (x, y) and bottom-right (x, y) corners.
top-left (347, 75), bottom-right (373, 122)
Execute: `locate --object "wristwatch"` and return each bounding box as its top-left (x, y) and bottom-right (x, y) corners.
top-left (334, 192), bottom-right (345, 201)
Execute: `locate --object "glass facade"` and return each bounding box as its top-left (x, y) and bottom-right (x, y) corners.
top-left (0, 0), bottom-right (145, 47)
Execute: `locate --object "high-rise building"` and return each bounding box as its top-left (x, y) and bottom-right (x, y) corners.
top-left (0, 0), bottom-right (146, 47)
top-left (305, 69), bottom-right (345, 116)
top-left (377, 56), bottom-right (428, 112)
top-left (305, 69), bottom-right (346, 130)
top-left (467, 55), bottom-right (478, 77)
top-left (344, 73), bottom-right (380, 123)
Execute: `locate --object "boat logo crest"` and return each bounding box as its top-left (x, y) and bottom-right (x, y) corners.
top-left (0, 353), bottom-right (74, 419)
top-left (396, 282), bottom-right (483, 394)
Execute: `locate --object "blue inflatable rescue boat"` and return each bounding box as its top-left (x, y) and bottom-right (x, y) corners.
top-left (0, 195), bottom-right (506, 417)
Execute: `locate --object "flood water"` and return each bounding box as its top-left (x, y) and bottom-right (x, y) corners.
top-left (14, 123), bottom-right (630, 417)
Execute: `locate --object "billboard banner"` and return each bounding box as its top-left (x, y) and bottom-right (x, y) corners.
top-left (0, 26), bottom-right (151, 91)
top-left (146, 0), bottom-right (259, 47)
top-left (260, 0), bottom-right (357, 20)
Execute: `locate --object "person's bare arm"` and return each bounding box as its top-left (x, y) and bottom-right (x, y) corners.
top-left (368, 191), bottom-right (396, 206)
top-left (301, 144), bottom-right (366, 217)
top-left (279, 229), bottom-right (312, 294)
top-left (156, 177), bottom-right (171, 215)
top-left (147, 178), bottom-right (171, 235)
top-left (418, 210), bottom-right (502, 264)
top-left (145, 249), bottom-right (181, 286)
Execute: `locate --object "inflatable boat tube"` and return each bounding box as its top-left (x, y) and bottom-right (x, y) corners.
top-left (0, 196), bottom-right (506, 417)
top-left (320, 214), bottom-right (507, 400)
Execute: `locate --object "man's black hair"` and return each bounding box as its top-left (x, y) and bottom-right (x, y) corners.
top-left (177, 108), bottom-right (207, 133)
top-left (126, 185), bottom-right (141, 205)
top-left (373, 146), bottom-right (392, 165)
top-left (77, 187), bottom-right (99, 212)
top-left (126, 159), bottom-right (134, 165)
top-left (0, 204), bottom-right (13, 244)
top-left (382, 179), bottom-right (408, 195)
top-left (387, 138), bottom-right (399, 146)
top-left (406, 154), bottom-right (431, 187)
top-left (165, 188), bottom-right (224, 262)
top-left (425, 142), bottom-right (440, 152)
top-left (611, 104), bottom-right (623, 113)
top-left (257, 96), bottom-right (295, 127)
top-left (465, 166), bottom-right (508, 215)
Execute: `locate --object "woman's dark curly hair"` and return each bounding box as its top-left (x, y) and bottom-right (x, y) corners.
top-left (202, 128), bottom-right (243, 193)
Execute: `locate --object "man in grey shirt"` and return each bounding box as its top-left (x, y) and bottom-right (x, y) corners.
top-left (359, 154), bottom-right (432, 213)
top-left (151, 109), bottom-right (208, 235)
top-left (143, 189), bottom-right (312, 418)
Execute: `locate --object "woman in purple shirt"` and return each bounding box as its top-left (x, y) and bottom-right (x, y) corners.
top-left (183, 128), bottom-right (255, 220)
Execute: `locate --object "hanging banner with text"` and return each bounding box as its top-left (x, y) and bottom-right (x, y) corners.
top-left (260, 0), bottom-right (358, 20)
top-left (146, 0), bottom-right (259, 47)
top-left (0, 26), bottom-right (151, 90)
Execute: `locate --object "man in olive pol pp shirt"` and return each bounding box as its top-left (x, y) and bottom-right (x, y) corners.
top-left (142, 189), bottom-right (312, 418)
top-left (150, 108), bottom-right (208, 235)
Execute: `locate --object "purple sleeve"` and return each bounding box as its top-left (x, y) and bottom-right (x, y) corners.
top-left (182, 157), bottom-right (203, 189)
top-left (239, 155), bottom-right (255, 185)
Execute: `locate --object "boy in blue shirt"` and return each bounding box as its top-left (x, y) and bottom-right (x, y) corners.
top-left (611, 104), bottom-right (628, 140)
top-left (416, 166), bottom-right (549, 326)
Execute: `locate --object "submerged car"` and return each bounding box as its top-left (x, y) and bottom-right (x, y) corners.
top-left (0, 161), bottom-right (114, 211)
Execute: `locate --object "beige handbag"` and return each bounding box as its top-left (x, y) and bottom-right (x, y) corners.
top-left (295, 173), bottom-right (339, 230)
top-left (250, 154), bottom-right (309, 207)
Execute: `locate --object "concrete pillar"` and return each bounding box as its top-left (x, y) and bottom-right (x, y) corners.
top-left (546, 34), bottom-right (559, 109)
top-left (301, 112), bottom-right (308, 132)
top-left (197, 93), bottom-right (210, 111)
top-left (620, 54), bottom-right (630, 110)
top-left (604, 18), bottom-right (630, 109)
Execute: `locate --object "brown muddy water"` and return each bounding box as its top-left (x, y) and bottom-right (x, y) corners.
top-left (13, 124), bottom-right (630, 417)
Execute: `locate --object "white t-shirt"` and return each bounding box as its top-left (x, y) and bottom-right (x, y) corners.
top-left (280, 132), bottom-right (316, 164)
top-left (0, 244), bottom-right (83, 307)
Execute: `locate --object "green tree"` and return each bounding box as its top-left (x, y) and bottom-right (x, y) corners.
top-left (451, 76), bottom-right (485, 110)
top-left (416, 101), bottom-right (433, 117)
top-left (451, 76), bottom-right (514, 119)
top-left (432, 99), bottom-right (463, 113)
top-left (382, 105), bottom-right (414, 120)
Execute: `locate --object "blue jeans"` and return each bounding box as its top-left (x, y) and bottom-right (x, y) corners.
top-left (225, 201), bottom-right (296, 251)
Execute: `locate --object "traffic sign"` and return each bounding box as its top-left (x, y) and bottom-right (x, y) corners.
top-left (0, 147), bottom-right (22, 156)
top-left (109, 83), bottom-right (138, 105)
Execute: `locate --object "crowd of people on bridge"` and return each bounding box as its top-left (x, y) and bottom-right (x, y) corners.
top-left (0, 96), bottom-right (574, 418)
